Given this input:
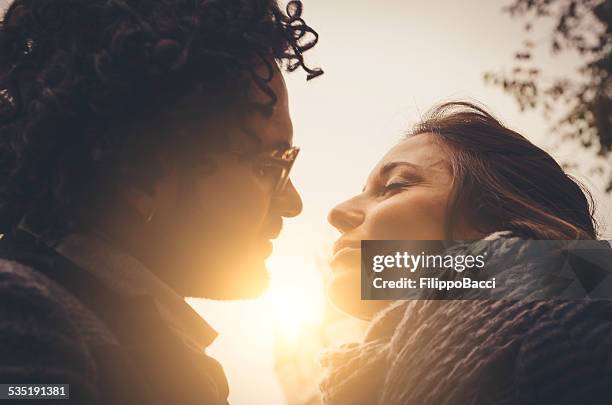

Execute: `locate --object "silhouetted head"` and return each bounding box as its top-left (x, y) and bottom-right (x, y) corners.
top-left (0, 0), bottom-right (322, 299)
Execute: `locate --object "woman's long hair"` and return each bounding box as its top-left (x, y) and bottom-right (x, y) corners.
top-left (410, 101), bottom-right (598, 240)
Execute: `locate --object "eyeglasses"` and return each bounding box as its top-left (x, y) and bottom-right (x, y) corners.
top-left (229, 145), bottom-right (300, 196)
top-left (252, 146), bottom-right (300, 196)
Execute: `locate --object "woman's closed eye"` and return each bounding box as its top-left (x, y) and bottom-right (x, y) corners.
top-left (382, 178), bottom-right (418, 195)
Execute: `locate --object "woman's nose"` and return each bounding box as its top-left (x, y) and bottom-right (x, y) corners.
top-left (328, 199), bottom-right (364, 233)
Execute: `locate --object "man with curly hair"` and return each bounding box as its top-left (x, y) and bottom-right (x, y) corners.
top-left (0, 0), bottom-right (322, 403)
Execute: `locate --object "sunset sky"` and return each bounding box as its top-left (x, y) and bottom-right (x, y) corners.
top-left (2, 0), bottom-right (609, 404)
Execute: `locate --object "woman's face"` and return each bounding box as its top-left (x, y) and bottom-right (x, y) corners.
top-left (327, 133), bottom-right (474, 319)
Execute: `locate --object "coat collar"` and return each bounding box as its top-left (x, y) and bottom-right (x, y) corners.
top-left (53, 231), bottom-right (219, 350)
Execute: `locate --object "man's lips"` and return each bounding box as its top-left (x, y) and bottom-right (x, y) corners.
top-left (261, 239), bottom-right (273, 257)
top-left (258, 219), bottom-right (282, 258)
top-left (261, 218), bottom-right (283, 241)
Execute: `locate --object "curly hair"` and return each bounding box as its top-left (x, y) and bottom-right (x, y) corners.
top-left (0, 0), bottom-right (322, 241)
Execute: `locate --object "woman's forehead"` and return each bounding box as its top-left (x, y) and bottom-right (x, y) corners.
top-left (378, 133), bottom-right (449, 171)
top-left (361, 134), bottom-right (452, 190)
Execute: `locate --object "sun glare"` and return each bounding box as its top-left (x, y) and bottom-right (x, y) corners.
top-left (262, 255), bottom-right (325, 342)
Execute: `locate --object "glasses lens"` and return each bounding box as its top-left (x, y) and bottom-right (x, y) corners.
top-left (273, 147), bottom-right (299, 194)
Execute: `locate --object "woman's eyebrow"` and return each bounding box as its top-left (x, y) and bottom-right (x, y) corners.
top-left (380, 161), bottom-right (422, 175)
top-left (361, 161), bottom-right (423, 192)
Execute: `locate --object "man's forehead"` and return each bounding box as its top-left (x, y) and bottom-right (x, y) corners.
top-left (251, 61), bottom-right (289, 106)
top-left (242, 64), bottom-right (293, 149)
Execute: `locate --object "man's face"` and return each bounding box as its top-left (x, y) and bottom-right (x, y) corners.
top-left (146, 66), bottom-right (302, 299)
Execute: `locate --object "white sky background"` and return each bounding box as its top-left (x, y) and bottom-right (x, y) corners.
top-left (2, 1), bottom-right (610, 404)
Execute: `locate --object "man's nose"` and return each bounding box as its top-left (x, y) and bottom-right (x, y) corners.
top-left (272, 179), bottom-right (303, 217)
top-left (328, 197), bottom-right (364, 233)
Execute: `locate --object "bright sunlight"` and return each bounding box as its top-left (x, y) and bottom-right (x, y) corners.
top-left (263, 255), bottom-right (326, 342)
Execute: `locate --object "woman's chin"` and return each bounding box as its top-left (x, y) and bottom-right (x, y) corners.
top-left (326, 271), bottom-right (392, 321)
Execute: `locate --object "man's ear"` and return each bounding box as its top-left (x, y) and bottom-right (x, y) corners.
top-left (119, 186), bottom-right (156, 221)
top-left (119, 168), bottom-right (182, 223)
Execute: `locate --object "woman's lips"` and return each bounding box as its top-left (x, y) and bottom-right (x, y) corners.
top-left (330, 247), bottom-right (361, 269)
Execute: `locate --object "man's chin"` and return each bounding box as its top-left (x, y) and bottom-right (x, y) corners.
top-left (177, 263), bottom-right (271, 300)
top-left (207, 269), bottom-right (270, 300)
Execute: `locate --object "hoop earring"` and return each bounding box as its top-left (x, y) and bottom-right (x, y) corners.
top-left (145, 207), bottom-right (156, 223)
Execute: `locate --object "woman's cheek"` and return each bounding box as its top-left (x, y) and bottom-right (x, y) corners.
top-left (365, 190), bottom-right (449, 240)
